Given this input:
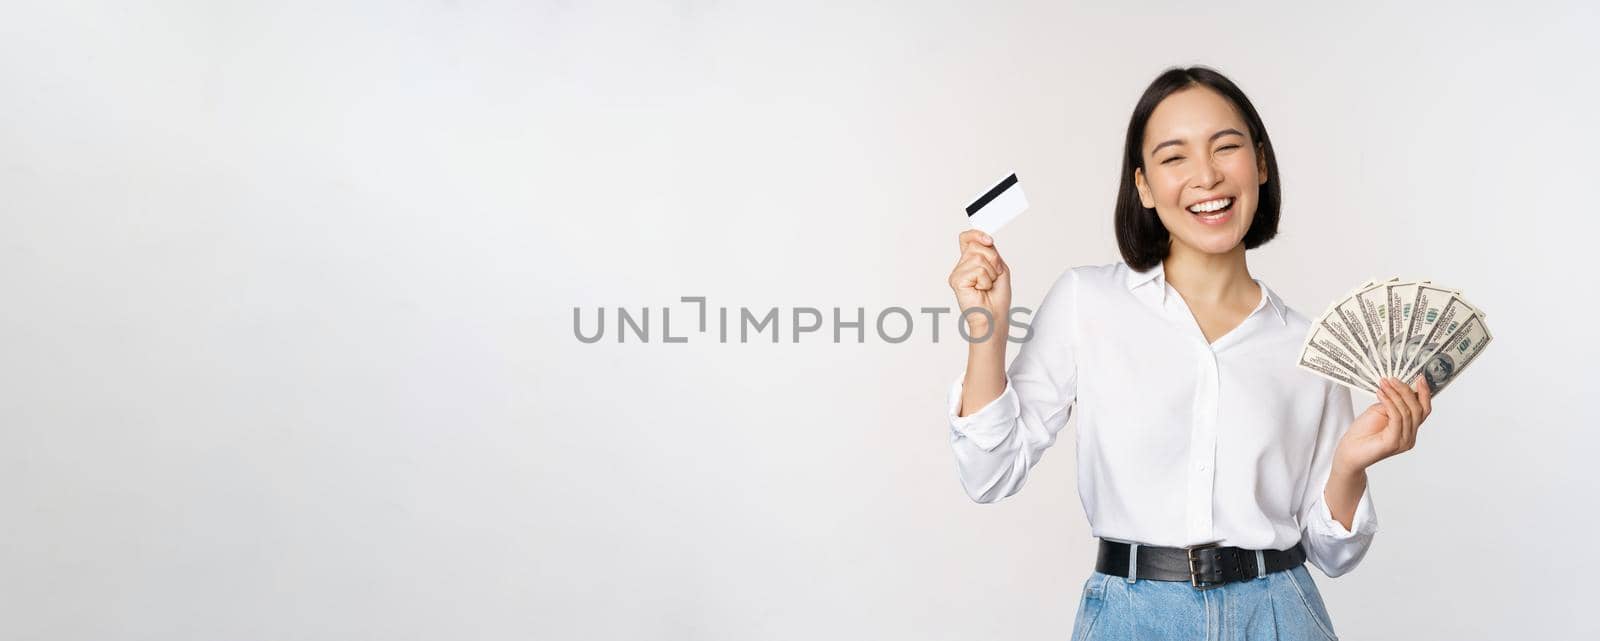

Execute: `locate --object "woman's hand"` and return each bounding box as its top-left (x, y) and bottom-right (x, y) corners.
top-left (1333, 376), bottom-right (1434, 473)
top-left (948, 229), bottom-right (1011, 339)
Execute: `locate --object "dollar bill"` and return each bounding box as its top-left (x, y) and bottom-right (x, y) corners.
top-left (1396, 293), bottom-right (1479, 379)
top-left (1332, 282), bottom-right (1389, 381)
top-left (1385, 280), bottom-right (1428, 377)
top-left (1393, 284), bottom-right (1459, 379)
top-left (1297, 330), bottom-right (1379, 393)
top-left (1297, 352), bottom-right (1379, 393)
top-left (1355, 280), bottom-right (1396, 377)
top-left (1312, 307), bottom-right (1385, 384)
top-left (1403, 314), bottom-right (1492, 396)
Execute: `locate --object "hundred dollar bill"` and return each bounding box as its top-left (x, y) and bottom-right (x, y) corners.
top-left (1355, 279), bottom-right (1397, 378)
top-left (1331, 282), bottom-right (1389, 380)
top-left (1297, 327), bottom-right (1379, 392)
top-left (1396, 294), bottom-right (1480, 382)
top-left (1298, 351), bottom-right (1379, 393)
top-left (1394, 283), bottom-right (1459, 379)
top-left (1385, 280), bottom-right (1429, 377)
top-left (1312, 307), bottom-right (1384, 384)
top-left (1403, 314), bottom-right (1492, 396)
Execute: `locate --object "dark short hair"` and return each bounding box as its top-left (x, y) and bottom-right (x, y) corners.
top-left (1114, 66), bottom-right (1281, 271)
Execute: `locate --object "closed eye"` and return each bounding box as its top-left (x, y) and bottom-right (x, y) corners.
top-left (1163, 144), bottom-right (1241, 165)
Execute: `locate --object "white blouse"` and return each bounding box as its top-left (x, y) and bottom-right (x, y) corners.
top-left (947, 260), bottom-right (1378, 578)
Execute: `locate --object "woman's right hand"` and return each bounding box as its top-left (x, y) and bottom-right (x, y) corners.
top-left (948, 229), bottom-right (1011, 338)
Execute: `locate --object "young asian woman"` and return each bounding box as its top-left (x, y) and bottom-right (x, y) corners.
top-left (944, 66), bottom-right (1432, 641)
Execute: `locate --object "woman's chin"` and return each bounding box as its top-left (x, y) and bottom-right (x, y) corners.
top-left (1163, 212), bottom-right (1251, 256)
top-left (1174, 233), bottom-right (1246, 256)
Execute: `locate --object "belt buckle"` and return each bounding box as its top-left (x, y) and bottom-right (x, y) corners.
top-left (1185, 541), bottom-right (1225, 590)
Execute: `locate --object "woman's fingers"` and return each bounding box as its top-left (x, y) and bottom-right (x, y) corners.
top-left (961, 254), bottom-right (997, 283)
top-left (1375, 381), bottom-right (1406, 442)
top-left (1378, 378), bottom-right (1399, 420)
top-left (1413, 376), bottom-right (1434, 417)
top-left (1389, 378), bottom-right (1422, 447)
top-left (1391, 377), bottom-right (1423, 420)
top-left (963, 244), bottom-right (1002, 275)
top-left (949, 230), bottom-right (1009, 306)
top-left (958, 231), bottom-right (1004, 274)
top-left (952, 260), bottom-right (996, 291)
top-left (1383, 379), bottom-right (1417, 450)
top-left (958, 229), bottom-right (993, 251)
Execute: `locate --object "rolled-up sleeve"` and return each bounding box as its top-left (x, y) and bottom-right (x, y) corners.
top-left (1296, 381), bottom-right (1379, 577)
top-left (947, 268), bottom-right (1080, 504)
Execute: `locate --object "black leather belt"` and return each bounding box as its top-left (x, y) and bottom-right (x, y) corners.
top-left (1095, 539), bottom-right (1307, 590)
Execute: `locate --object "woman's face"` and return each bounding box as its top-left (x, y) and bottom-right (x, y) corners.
top-left (1134, 86), bottom-right (1269, 257)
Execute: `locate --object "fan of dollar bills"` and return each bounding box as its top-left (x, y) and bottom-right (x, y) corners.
top-left (1297, 279), bottom-right (1492, 397)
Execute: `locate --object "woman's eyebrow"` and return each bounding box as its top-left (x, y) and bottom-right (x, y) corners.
top-left (1150, 128), bottom-right (1246, 154)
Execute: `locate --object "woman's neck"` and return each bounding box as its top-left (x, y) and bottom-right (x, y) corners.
top-left (1162, 241), bottom-right (1256, 307)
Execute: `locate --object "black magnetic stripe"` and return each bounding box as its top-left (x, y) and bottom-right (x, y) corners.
top-left (965, 173), bottom-right (1018, 217)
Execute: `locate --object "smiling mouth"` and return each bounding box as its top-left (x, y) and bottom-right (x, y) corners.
top-left (1187, 197), bottom-right (1234, 221)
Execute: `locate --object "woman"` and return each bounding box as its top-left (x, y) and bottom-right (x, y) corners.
top-left (944, 66), bottom-right (1432, 640)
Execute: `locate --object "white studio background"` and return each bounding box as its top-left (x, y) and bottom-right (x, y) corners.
top-left (3, 1), bottom-right (1597, 639)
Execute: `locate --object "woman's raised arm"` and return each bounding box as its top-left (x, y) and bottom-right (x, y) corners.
top-left (944, 237), bottom-right (1081, 503)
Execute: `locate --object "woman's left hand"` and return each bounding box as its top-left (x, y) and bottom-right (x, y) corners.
top-left (1333, 376), bottom-right (1433, 473)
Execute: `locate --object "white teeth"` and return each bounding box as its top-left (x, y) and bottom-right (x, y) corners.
top-left (1187, 197), bottom-right (1232, 213)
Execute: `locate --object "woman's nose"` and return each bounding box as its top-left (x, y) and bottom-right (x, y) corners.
top-left (1191, 162), bottom-right (1223, 189)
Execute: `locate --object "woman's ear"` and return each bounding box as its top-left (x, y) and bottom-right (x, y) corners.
top-left (1256, 142), bottom-right (1269, 184)
top-left (1134, 167), bottom-right (1155, 209)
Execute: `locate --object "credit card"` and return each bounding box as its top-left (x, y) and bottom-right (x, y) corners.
top-left (965, 173), bottom-right (1027, 234)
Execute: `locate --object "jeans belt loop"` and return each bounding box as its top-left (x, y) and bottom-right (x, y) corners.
top-left (1126, 543), bottom-right (1139, 584)
top-left (1256, 550), bottom-right (1267, 579)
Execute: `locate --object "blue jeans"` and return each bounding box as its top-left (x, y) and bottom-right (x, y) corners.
top-left (1070, 564), bottom-right (1341, 641)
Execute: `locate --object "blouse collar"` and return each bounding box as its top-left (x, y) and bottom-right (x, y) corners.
top-left (1125, 260), bottom-right (1288, 326)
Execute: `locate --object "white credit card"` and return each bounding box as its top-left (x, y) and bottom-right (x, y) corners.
top-left (965, 173), bottom-right (1027, 234)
